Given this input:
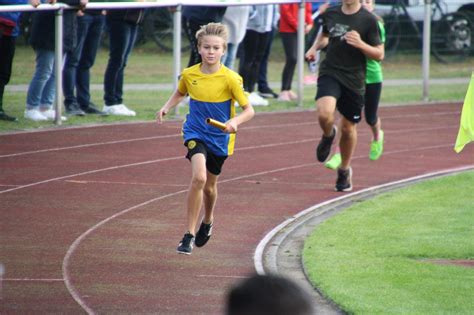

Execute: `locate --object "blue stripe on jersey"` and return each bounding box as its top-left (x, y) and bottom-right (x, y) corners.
top-left (183, 98), bottom-right (232, 156)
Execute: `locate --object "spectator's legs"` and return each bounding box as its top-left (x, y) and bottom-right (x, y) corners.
top-left (116, 23), bottom-right (138, 105)
top-left (257, 28), bottom-right (274, 92)
top-left (63, 16), bottom-right (87, 108)
top-left (239, 30), bottom-right (270, 92)
top-left (39, 61), bottom-right (57, 109)
top-left (104, 18), bottom-right (137, 106)
top-left (76, 14), bottom-right (104, 108)
top-left (280, 32), bottom-right (298, 91)
top-left (182, 17), bottom-right (202, 67)
top-left (26, 49), bottom-right (55, 109)
top-left (222, 43), bottom-right (237, 70)
top-left (0, 35), bottom-right (15, 116)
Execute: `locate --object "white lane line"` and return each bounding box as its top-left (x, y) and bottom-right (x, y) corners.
top-left (0, 136), bottom-right (462, 196)
top-left (62, 189), bottom-right (188, 315)
top-left (61, 161), bottom-right (326, 314)
top-left (64, 180), bottom-right (187, 187)
top-left (61, 156), bottom-right (474, 314)
top-left (0, 109), bottom-right (460, 159)
top-left (0, 134), bottom-right (180, 158)
top-left (3, 278), bottom-right (64, 282)
top-left (0, 156), bottom-right (182, 195)
top-left (0, 138), bottom-right (316, 195)
top-left (196, 275), bottom-right (248, 279)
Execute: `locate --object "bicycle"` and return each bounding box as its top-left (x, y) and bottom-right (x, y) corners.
top-left (100, 7), bottom-right (191, 52)
top-left (143, 7), bottom-right (190, 52)
top-left (381, 0), bottom-right (473, 63)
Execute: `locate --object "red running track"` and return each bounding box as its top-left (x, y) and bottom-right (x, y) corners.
top-left (0, 103), bottom-right (473, 313)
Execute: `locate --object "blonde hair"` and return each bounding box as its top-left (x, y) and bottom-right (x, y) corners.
top-left (195, 22), bottom-right (228, 51)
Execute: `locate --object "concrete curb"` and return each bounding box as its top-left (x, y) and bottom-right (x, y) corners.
top-left (255, 165), bottom-right (474, 315)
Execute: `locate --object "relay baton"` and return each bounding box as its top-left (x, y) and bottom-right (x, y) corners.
top-left (206, 118), bottom-right (227, 131)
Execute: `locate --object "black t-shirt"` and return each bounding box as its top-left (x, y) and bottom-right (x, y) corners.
top-left (319, 5), bottom-right (381, 94)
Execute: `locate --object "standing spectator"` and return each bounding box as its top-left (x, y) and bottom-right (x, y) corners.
top-left (0, 0), bottom-right (40, 121)
top-left (102, 5), bottom-right (145, 116)
top-left (226, 273), bottom-right (315, 315)
top-left (25, 0), bottom-right (86, 122)
top-left (62, 5), bottom-right (105, 116)
top-left (239, 4), bottom-right (277, 106)
top-left (305, 0), bottom-right (383, 191)
top-left (278, 2), bottom-right (313, 102)
top-left (221, 5), bottom-right (249, 70)
top-left (182, 6), bottom-right (227, 68)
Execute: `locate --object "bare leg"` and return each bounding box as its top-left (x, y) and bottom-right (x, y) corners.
top-left (202, 171), bottom-right (218, 225)
top-left (316, 96), bottom-right (336, 136)
top-left (339, 117), bottom-right (357, 170)
top-left (186, 153), bottom-right (207, 235)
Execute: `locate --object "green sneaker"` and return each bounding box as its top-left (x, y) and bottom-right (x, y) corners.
top-left (325, 153), bottom-right (342, 170)
top-left (369, 130), bottom-right (384, 161)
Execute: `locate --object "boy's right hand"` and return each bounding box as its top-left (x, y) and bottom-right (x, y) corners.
top-left (156, 108), bottom-right (167, 124)
top-left (305, 47), bottom-right (316, 62)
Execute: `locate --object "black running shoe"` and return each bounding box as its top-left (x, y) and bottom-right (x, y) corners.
top-left (195, 221), bottom-right (213, 247)
top-left (258, 86), bottom-right (278, 99)
top-left (316, 126), bottom-right (337, 162)
top-left (65, 103), bottom-right (86, 116)
top-left (81, 102), bottom-right (107, 115)
top-left (177, 232), bottom-right (195, 255)
top-left (335, 167), bottom-right (352, 192)
top-left (0, 111), bottom-right (18, 122)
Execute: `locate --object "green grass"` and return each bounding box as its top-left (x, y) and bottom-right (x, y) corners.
top-left (2, 42), bottom-right (473, 133)
top-left (303, 171), bottom-right (474, 314)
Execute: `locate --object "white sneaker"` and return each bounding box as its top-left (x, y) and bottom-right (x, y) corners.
top-left (103, 104), bottom-right (136, 116)
top-left (248, 92), bottom-right (269, 106)
top-left (41, 109), bottom-right (67, 121)
top-left (24, 109), bottom-right (48, 121)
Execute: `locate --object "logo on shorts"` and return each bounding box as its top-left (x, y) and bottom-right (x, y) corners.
top-left (353, 115), bottom-right (360, 120)
top-left (187, 140), bottom-right (197, 149)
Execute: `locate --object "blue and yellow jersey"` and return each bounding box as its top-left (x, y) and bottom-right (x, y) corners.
top-left (178, 64), bottom-right (248, 156)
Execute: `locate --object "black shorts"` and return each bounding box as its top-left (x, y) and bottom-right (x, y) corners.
top-left (185, 139), bottom-right (227, 175)
top-left (315, 75), bottom-right (364, 123)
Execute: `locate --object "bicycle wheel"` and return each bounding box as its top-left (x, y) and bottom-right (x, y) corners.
top-left (432, 12), bottom-right (472, 63)
top-left (383, 13), bottom-right (401, 57)
top-left (144, 8), bottom-right (190, 53)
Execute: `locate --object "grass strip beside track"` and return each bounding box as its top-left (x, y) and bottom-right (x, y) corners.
top-left (303, 170), bottom-right (474, 314)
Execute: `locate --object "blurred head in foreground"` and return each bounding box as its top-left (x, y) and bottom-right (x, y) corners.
top-left (225, 273), bottom-right (315, 315)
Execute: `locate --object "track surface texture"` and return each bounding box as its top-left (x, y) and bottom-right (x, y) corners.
top-left (1, 103), bottom-right (473, 314)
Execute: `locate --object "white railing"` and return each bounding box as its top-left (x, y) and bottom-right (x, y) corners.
top-left (1, 0), bottom-right (433, 124)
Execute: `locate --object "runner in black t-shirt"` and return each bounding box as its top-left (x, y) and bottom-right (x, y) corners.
top-left (305, 0), bottom-right (384, 192)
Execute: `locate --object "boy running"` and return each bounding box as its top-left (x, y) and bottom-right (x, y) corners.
top-left (325, 0), bottom-right (386, 169)
top-left (305, 0), bottom-right (384, 191)
top-left (157, 23), bottom-right (255, 255)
